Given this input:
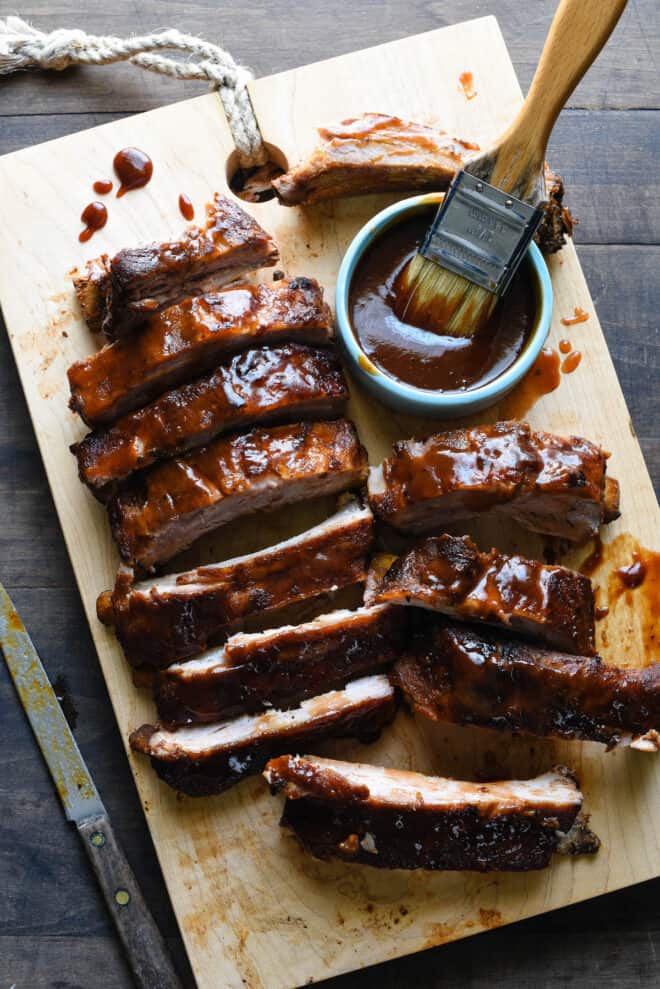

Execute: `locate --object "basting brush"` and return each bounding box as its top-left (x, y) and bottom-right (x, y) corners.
top-left (398, 0), bottom-right (628, 337)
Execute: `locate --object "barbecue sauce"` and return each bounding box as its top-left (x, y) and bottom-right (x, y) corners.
top-left (349, 213), bottom-right (539, 392)
top-left (179, 194), bottom-right (195, 221)
top-left (114, 147), bottom-right (153, 197)
top-left (79, 201), bottom-right (108, 242)
top-left (561, 307), bottom-right (589, 326)
top-left (562, 350), bottom-right (582, 373)
top-left (93, 179), bottom-right (113, 195)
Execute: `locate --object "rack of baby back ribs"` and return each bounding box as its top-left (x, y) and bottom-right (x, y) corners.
top-left (67, 194), bottom-right (658, 876)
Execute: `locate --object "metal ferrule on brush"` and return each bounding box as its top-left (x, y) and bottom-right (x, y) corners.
top-left (420, 172), bottom-right (543, 296)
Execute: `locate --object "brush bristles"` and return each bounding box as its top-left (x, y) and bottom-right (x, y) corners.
top-left (398, 254), bottom-right (497, 338)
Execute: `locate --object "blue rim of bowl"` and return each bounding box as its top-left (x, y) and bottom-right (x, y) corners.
top-left (335, 193), bottom-right (553, 412)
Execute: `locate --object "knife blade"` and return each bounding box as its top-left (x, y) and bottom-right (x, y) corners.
top-left (0, 581), bottom-right (184, 989)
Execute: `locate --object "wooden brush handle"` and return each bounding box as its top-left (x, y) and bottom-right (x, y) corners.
top-left (490, 0), bottom-right (627, 196)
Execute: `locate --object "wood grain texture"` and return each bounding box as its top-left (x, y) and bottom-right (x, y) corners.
top-left (0, 3), bottom-right (658, 989)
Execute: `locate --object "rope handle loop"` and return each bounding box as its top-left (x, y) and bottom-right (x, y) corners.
top-left (0, 16), bottom-right (267, 166)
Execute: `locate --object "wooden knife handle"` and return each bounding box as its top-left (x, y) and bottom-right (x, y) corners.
top-left (490, 0), bottom-right (628, 195)
top-left (78, 814), bottom-right (184, 989)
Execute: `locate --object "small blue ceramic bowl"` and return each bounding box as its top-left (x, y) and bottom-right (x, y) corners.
top-left (336, 193), bottom-right (553, 417)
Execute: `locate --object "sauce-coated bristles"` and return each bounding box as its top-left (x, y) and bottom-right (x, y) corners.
top-left (398, 253), bottom-right (497, 338)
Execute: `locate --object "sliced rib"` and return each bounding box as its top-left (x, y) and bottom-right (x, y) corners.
top-left (155, 604), bottom-right (405, 726)
top-left (366, 534), bottom-right (595, 655)
top-left (393, 618), bottom-right (660, 751)
top-left (368, 420), bottom-right (620, 544)
top-left (97, 496), bottom-right (374, 668)
top-left (272, 114), bottom-right (475, 206)
top-left (71, 344), bottom-right (348, 498)
top-left (264, 755), bottom-right (598, 871)
top-left (68, 277), bottom-right (333, 427)
top-left (73, 193), bottom-right (278, 338)
top-left (130, 675), bottom-right (397, 796)
top-left (108, 418), bottom-right (368, 570)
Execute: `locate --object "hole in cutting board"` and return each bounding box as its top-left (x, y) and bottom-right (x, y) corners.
top-left (226, 143), bottom-right (288, 203)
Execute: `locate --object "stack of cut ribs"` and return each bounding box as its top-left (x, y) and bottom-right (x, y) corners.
top-left (68, 196), bottom-right (658, 874)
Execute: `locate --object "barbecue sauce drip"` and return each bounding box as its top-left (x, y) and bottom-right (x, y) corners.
top-left (79, 201), bottom-right (108, 242)
top-left (459, 71), bottom-right (477, 100)
top-left (93, 179), bottom-right (113, 195)
top-left (559, 339), bottom-right (572, 354)
top-left (179, 194), bottom-right (195, 221)
top-left (114, 148), bottom-right (153, 197)
top-left (561, 307), bottom-right (589, 326)
top-left (349, 213), bottom-right (539, 392)
top-left (617, 553), bottom-right (647, 590)
top-left (562, 350), bottom-right (582, 373)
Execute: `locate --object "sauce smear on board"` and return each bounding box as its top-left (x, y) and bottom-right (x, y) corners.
top-left (114, 148), bottom-right (153, 197)
top-left (79, 201), bottom-right (108, 242)
top-left (561, 306), bottom-right (589, 326)
top-left (349, 213), bottom-right (539, 392)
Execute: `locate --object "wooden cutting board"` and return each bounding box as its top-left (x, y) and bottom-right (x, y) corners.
top-left (0, 15), bottom-right (658, 989)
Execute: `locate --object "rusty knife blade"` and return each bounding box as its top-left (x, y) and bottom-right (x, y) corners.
top-left (0, 580), bottom-right (105, 823)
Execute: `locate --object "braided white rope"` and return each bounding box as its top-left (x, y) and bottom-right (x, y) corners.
top-left (0, 16), bottom-right (267, 165)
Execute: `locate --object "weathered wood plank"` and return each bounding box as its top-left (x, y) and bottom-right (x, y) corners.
top-left (1, 109), bottom-right (657, 245)
top-left (0, 0), bottom-right (657, 115)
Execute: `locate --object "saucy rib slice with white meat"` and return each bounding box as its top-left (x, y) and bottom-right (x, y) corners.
top-left (97, 497), bottom-right (375, 669)
top-left (130, 676), bottom-right (397, 797)
top-left (365, 533), bottom-right (595, 655)
top-left (393, 618), bottom-right (660, 752)
top-left (368, 420), bottom-right (620, 544)
top-left (154, 604), bottom-right (405, 726)
top-left (264, 755), bottom-right (599, 871)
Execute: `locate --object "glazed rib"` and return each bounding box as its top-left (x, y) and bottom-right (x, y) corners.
top-left (368, 420), bottom-right (620, 544)
top-left (264, 755), bottom-right (599, 871)
top-left (272, 114), bottom-right (574, 255)
top-left (108, 418), bottom-right (368, 570)
top-left (71, 344), bottom-right (348, 497)
top-left (393, 618), bottom-right (660, 751)
top-left (273, 114), bottom-right (476, 205)
top-left (68, 277), bottom-right (334, 428)
top-left (97, 497), bottom-right (374, 668)
top-left (73, 194), bottom-right (278, 338)
top-left (154, 604), bottom-right (405, 726)
top-left (130, 675), bottom-right (397, 796)
top-left (365, 534), bottom-right (595, 655)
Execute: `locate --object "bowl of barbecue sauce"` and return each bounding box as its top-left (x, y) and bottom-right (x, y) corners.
top-left (336, 193), bottom-right (552, 417)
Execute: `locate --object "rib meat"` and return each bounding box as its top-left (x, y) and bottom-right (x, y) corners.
top-left (154, 604), bottom-right (405, 726)
top-left (73, 194), bottom-right (278, 338)
top-left (68, 277), bottom-right (334, 428)
top-left (272, 113), bottom-right (574, 255)
top-left (108, 418), bottom-right (368, 570)
top-left (366, 534), bottom-right (595, 655)
top-left (71, 344), bottom-right (348, 498)
top-left (130, 675), bottom-right (397, 796)
top-left (368, 420), bottom-right (620, 544)
top-left (393, 618), bottom-right (660, 751)
top-left (272, 113), bottom-right (476, 206)
top-left (264, 755), bottom-right (599, 871)
top-left (97, 496), bottom-right (374, 668)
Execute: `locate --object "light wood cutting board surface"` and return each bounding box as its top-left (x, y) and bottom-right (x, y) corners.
top-left (0, 15), bottom-right (658, 989)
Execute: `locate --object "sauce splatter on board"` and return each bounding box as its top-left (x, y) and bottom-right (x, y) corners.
top-left (459, 71), bottom-right (477, 100)
top-left (79, 201), bottom-right (108, 242)
top-left (114, 147), bottom-right (153, 197)
top-left (561, 306), bottom-right (589, 326)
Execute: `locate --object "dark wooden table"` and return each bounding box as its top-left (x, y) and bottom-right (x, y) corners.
top-left (1, 2), bottom-right (658, 986)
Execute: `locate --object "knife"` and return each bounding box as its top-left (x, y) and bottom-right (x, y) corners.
top-left (0, 581), bottom-right (184, 989)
